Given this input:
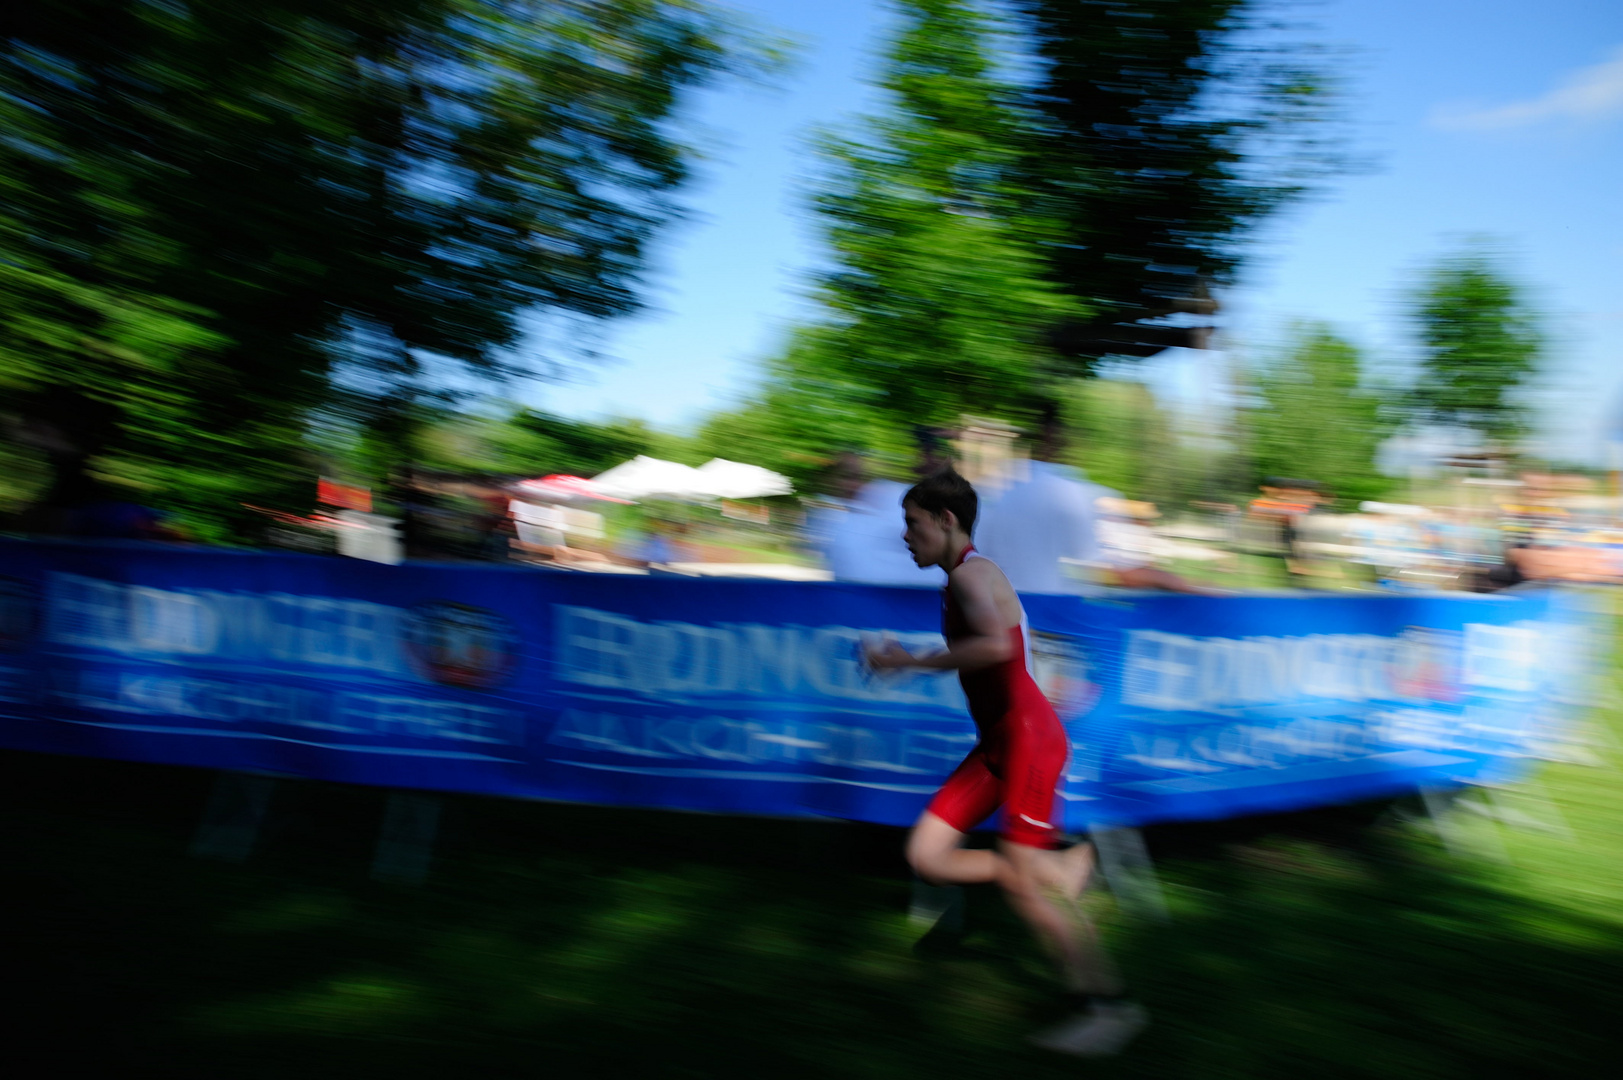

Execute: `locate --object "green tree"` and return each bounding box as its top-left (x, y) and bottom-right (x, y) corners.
top-left (0, 0), bottom-right (749, 538)
top-left (1409, 249), bottom-right (1543, 442)
top-left (1057, 378), bottom-right (1165, 498)
top-left (313, 399), bottom-right (705, 486)
top-left (1245, 324), bottom-right (1390, 504)
top-left (1013, 0), bottom-right (1347, 365)
top-left (797, 0), bottom-right (1078, 428)
top-left (1050, 376), bottom-right (1219, 509)
top-left (700, 0), bottom-right (1347, 483)
top-left (479, 411), bottom-right (676, 479)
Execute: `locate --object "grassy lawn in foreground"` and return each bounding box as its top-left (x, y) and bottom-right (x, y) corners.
top-left (5, 613), bottom-right (1622, 1077)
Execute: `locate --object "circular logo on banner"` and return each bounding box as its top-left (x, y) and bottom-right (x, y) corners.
top-left (1393, 625), bottom-right (1463, 704)
top-left (0, 577), bottom-right (36, 652)
top-left (1030, 630), bottom-right (1098, 721)
top-left (404, 602), bottom-right (517, 691)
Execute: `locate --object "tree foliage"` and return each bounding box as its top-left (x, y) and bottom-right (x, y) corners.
top-left (1, 0), bottom-right (745, 537)
top-left (1015, 0), bottom-right (1347, 366)
top-left (311, 397), bottom-right (705, 488)
top-left (1048, 376), bottom-right (1229, 509)
top-left (719, 0), bottom-right (1346, 486)
top-left (1062, 378), bottom-right (1169, 496)
top-left (1245, 324), bottom-right (1390, 504)
top-left (477, 411), bottom-right (684, 479)
top-left (796, 0), bottom-right (1078, 428)
top-left (1409, 249), bottom-right (1542, 442)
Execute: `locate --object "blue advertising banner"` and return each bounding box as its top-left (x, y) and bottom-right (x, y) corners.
top-left (0, 539), bottom-right (1555, 830)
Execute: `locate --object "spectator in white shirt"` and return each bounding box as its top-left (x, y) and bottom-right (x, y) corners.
top-left (977, 402), bottom-right (1211, 595)
top-left (806, 433), bottom-right (956, 587)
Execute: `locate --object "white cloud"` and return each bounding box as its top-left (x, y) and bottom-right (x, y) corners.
top-left (1431, 44), bottom-right (1623, 131)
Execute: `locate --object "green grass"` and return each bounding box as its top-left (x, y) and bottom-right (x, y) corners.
top-left (7, 620), bottom-right (1623, 1077)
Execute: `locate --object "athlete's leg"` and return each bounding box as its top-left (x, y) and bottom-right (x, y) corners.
top-left (997, 838), bottom-right (1122, 994)
top-left (907, 809), bottom-right (1001, 885)
top-left (999, 841), bottom-right (1088, 979)
top-left (1048, 837), bottom-right (1095, 900)
top-left (997, 713), bottom-right (1145, 1056)
top-left (997, 702), bottom-right (1122, 997)
top-left (911, 811), bottom-right (1118, 993)
top-left (908, 749), bottom-right (1004, 885)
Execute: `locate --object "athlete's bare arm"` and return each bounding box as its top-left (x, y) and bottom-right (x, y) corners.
top-left (1112, 564), bottom-right (1223, 595)
top-left (868, 560), bottom-right (1016, 672)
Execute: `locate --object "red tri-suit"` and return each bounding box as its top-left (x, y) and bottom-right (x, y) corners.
top-left (924, 547), bottom-right (1070, 848)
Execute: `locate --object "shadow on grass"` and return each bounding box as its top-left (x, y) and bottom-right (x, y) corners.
top-left (1111, 815), bottom-right (1623, 1080)
top-left (5, 751), bottom-right (1622, 1079)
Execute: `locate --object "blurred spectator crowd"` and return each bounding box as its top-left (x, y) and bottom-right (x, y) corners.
top-left (6, 389), bottom-right (1621, 593)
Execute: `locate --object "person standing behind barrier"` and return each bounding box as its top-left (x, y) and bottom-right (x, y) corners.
top-left (1247, 478), bottom-right (1326, 585)
top-left (806, 434), bottom-right (953, 587)
top-left (977, 402), bottom-right (1209, 596)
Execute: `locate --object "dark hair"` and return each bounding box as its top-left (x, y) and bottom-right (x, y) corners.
top-left (903, 468), bottom-right (977, 536)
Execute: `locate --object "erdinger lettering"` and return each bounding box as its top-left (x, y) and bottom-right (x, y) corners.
top-left (553, 605), bottom-right (960, 706)
top-left (403, 602), bottom-right (516, 691)
top-left (1123, 630), bottom-right (1401, 711)
top-left (1123, 624), bottom-right (1535, 714)
top-left (45, 573), bottom-right (416, 677)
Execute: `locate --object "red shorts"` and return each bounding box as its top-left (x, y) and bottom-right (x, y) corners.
top-left (925, 696), bottom-right (1069, 848)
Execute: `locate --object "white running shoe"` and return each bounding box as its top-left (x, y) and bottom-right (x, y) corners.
top-left (1028, 1002), bottom-right (1149, 1057)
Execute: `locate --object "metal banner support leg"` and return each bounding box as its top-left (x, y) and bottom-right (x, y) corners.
top-left (191, 772), bottom-right (277, 863)
top-left (371, 792), bottom-right (442, 885)
top-left (909, 880), bottom-right (965, 934)
top-left (1090, 826), bottom-right (1169, 922)
top-left (1421, 785), bottom-right (1511, 863)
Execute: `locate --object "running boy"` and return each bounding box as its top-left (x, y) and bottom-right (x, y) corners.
top-left (863, 468), bottom-right (1144, 1055)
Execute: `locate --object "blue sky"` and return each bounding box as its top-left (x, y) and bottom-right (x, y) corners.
top-left (525, 0), bottom-right (1623, 464)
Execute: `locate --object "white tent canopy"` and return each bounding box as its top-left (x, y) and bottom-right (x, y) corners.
top-left (590, 455), bottom-right (793, 501)
top-left (590, 456), bottom-right (710, 500)
top-left (1359, 501), bottom-right (1430, 516)
top-left (696, 458), bottom-right (793, 499)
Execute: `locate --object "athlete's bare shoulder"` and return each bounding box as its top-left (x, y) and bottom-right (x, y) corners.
top-left (949, 553), bottom-right (1017, 606)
